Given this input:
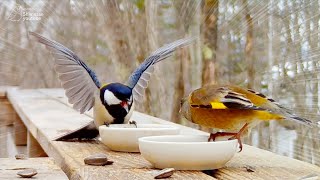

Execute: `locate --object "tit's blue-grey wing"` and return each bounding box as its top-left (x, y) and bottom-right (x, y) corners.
top-left (30, 32), bottom-right (100, 113)
top-left (127, 37), bottom-right (196, 102)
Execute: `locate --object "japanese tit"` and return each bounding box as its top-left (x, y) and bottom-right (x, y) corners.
top-left (30, 32), bottom-right (195, 139)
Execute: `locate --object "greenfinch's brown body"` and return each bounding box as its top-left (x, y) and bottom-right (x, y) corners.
top-left (190, 109), bottom-right (280, 132)
top-left (181, 85), bottom-right (312, 134)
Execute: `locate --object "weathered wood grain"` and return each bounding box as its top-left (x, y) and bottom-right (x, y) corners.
top-left (6, 88), bottom-right (320, 180)
top-left (219, 145), bottom-right (320, 179)
top-left (0, 158), bottom-right (68, 179)
top-left (7, 89), bottom-right (213, 179)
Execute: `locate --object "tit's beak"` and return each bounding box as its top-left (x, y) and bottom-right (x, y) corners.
top-left (124, 104), bottom-right (129, 113)
top-left (121, 101), bottom-right (129, 113)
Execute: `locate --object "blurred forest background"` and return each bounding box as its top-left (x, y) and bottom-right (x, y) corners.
top-left (0, 0), bottom-right (319, 165)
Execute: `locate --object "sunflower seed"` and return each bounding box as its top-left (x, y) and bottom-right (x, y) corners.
top-left (17, 168), bottom-right (37, 178)
top-left (105, 160), bottom-right (114, 165)
top-left (84, 153), bottom-right (109, 166)
top-left (154, 168), bottom-right (175, 179)
top-left (15, 154), bottom-right (27, 160)
top-left (245, 165), bottom-right (255, 172)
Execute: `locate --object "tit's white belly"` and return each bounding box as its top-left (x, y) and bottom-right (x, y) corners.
top-left (93, 95), bottom-right (134, 127)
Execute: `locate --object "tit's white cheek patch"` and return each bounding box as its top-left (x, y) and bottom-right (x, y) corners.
top-left (128, 95), bottom-right (133, 106)
top-left (104, 90), bottom-right (121, 105)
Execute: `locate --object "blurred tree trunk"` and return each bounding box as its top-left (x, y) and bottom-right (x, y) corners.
top-left (201, 0), bottom-right (219, 85)
top-left (103, 0), bottom-right (135, 82)
top-left (306, 0), bottom-right (320, 165)
top-left (170, 1), bottom-right (194, 123)
top-left (189, 1), bottom-right (203, 91)
top-left (23, 1), bottom-right (59, 88)
top-left (0, 6), bottom-right (9, 85)
top-left (311, 18), bottom-right (320, 167)
top-left (171, 48), bottom-right (189, 123)
top-left (267, 0), bottom-right (277, 153)
top-left (287, 0), bottom-right (308, 162)
top-left (123, 1), bottom-right (147, 64)
top-left (121, 1), bottom-right (152, 115)
top-left (144, 0), bottom-right (159, 116)
top-left (242, 0), bottom-right (255, 145)
top-left (244, 0), bottom-right (254, 89)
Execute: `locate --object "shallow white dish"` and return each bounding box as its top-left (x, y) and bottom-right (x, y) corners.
top-left (99, 124), bottom-right (180, 152)
top-left (139, 135), bottom-right (238, 170)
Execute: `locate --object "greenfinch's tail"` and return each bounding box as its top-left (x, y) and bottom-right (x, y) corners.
top-left (286, 115), bottom-right (313, 127)
top-left (276, 105), bottom-right (318, 127)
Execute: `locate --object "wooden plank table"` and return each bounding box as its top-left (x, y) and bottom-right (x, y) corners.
top-left (0, 158), bottom-right (68, 179)
top-left (5, 88), bottom-right (320, 180)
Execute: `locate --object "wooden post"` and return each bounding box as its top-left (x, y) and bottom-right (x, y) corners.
top-left (0, 98), bottom-right (15, 126)
top-left (0, 87), bottom-right (16, 126)
top-left (0, 96), bottom-right (10, 157)
top-left (27, 132), bottom-right (47, 157)
top-left (14, 115), bottom-right (27, 146)
top-left (0, 126), bottom-right (8, 157)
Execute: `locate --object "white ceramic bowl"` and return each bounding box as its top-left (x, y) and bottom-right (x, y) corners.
top-left (99, 124), bottom-right (180, 152)
top-left (139, 135), bottom-right (238, 170)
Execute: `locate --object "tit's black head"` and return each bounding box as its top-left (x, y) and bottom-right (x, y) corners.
top-left (100, 83), bottom-right (132, 106)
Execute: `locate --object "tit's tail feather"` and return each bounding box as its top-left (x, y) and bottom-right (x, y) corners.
top-left (53, 121), bottom-right (98, 141)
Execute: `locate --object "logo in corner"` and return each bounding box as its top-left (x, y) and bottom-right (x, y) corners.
top-left (8, 4), bottom-right (23, 21)
top-left (8, 3), bottom-right (43, 22)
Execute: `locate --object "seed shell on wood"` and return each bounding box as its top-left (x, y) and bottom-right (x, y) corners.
top-left (84, 153), bottom-right (109, 166)
top-left (154, 168), bottom-right (175, 179)
top-left (15, 154), bottom-right (28, 160)
top-left (17, 168), bottom-right (37, 178)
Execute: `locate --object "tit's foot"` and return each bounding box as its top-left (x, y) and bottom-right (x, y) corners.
top-left (104, 122), bottom-right (110, 127)
top-left (129, 120), bottom-right (137, 128)
top-left (208, 132), bottom-right (237, 142)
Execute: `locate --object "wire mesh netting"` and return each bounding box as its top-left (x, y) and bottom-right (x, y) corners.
top-left (0, 0), bottom-right (319, 165)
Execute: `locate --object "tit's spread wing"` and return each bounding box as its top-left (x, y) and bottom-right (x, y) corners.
top-left (30, 32), bottom-right (100, 113)
top-left (127, 37), bottom-right (196, 102)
